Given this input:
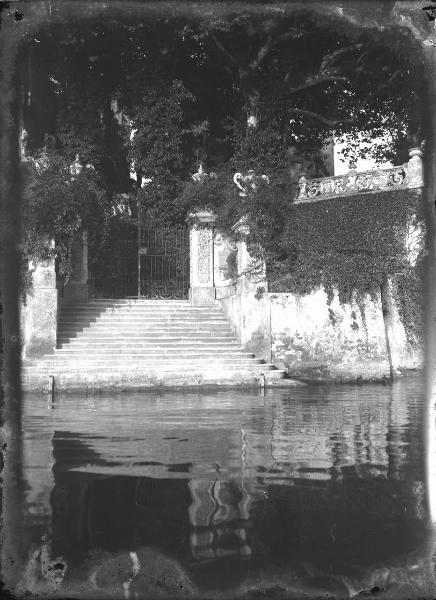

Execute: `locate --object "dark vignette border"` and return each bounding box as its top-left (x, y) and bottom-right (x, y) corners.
top-left (0, 1), bottom-right (435, 598)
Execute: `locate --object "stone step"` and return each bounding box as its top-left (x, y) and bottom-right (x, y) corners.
top-left (61, 301), bottom-right (196, 309)
top-left (58, 334), bottom-right (241, 348)
top-left (59, 316), bottom-right (227, 323)
top-left (24, 357), bottom-right (267, 367)
top-left (60, 313), bottom-right (228, 319)
top-left (56, 340), bottom-right (243, 353)
top-left (57, 338), bottom-right (241, 345)
top-left (57, 328), bottom-right (236, 336)
top-left (22, 363), bottom-right (275, 373)
top-left (58, 318), bottom-right (231, 324)
top-left (60, 306), bottom-right (222, 315)
top-left (44, 350), bottom-right (257, 358)
top-left (66, 298), bottom-right (192, 302)
top-left (56, 340), bottom-right (244, 355)
top-left (58, 324), bottom-right (234, 330)
top-left (21, 372), bottom-right (286, 392)
top-left (60, 303), bottom-right (224, 310)
top-left (24, 354), bottom-right (268, 364)
top-left (59, 312), bottom-right (227, 318)
top-left (58, 337), bottom-right (237, 351)
top-left (25, 299), bottom-right (283, 390)
top-left (58, 319), bottom-right (229, 326)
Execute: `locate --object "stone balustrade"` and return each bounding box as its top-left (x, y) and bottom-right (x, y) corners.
top-left (295, 147), bottom-right (423, 204)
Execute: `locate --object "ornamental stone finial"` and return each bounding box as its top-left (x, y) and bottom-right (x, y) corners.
top-left (69, 154), bottom-right (83, 176)
top-left (192, 162), bottom-right (206, 182)
top-left (191, 163), bottom-right (216, 183)
top-left (233, 170), bottom-right (269, 197)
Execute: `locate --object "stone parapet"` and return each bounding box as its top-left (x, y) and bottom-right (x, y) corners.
top-left (295, 147), bottom-right (423, 204)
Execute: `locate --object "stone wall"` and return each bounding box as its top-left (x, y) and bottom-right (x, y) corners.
top-left (219, 283), bottom-right (420, 381)
top-left (269, 288), bottom-right (420, 381)
top-left (220, 290), bottom-right (272, 363)
top-left (21, 231), bottom-right (88, 360)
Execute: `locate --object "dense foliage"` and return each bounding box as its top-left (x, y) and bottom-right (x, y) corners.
top-left (21, 152), bottom-right (110, 294)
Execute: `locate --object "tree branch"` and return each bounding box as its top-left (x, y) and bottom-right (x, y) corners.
top-left (287, 74), bottom-right (349, 93)
top-left (209, 32), bottom-right (239, 68)
top-left (285, 44), bottom-right (362, 92)
top-left (250, 28), bottom-right (310, 71)
top-left (250, 34), bottom-right (274, 70)
top-left (319, 43), bottom-right (364, 73)
top-left (289, 108), bottom-right (354, 128)
top-left (387, 68), bottom-right (403, 85)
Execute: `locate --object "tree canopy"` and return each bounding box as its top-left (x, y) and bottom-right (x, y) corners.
top-left (19, 5), bottom-right (426, 298)
top-left (23, 8), bottom-right (425, 184)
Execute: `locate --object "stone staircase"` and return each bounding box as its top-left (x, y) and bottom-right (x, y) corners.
top-left (21, 299), bottom-right (285, 391)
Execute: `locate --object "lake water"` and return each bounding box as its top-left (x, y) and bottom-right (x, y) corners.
top-left (17, 373), bottom-right (436, 598)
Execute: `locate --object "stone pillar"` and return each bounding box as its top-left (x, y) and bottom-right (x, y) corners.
top-left (213, 232), bottom-right (237, 299)
top-left (230, 218), bottom-right (271, 362)
top-left (189, 211), bottom-right (217, 305)
top-left (21, 256), bottom-right (57, 360)
top-left (63, 231), bottom-right (88, 303)
top-left (407, 147), bottom-right (424, 188)
top-left (231, 217), bottom-right (268, 294)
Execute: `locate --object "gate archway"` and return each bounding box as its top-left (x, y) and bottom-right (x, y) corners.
top-left (90, 219), bottom-right (190, 299)
top-left (138, 228), bottom-right (190, 299)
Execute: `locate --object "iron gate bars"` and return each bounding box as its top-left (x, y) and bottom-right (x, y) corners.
top-left (138, 228), bottom-right (189, 299)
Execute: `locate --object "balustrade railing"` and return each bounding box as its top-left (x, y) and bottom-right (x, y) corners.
top-left (296, 165), bottom-right (409, 203)
top-left (294, 147), bottom-right (423, 204)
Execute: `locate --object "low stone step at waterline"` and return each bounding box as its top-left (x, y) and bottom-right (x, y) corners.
top-left (21, 371), bottom-right (286, 392)
top-left (24, 360), bottom-right (271, 370)
top-left (23, 299), bottom-right (287, 390)
top-left (23, 364), bottom-right (275, 374)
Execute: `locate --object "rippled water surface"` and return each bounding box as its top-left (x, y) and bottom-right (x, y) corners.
top-left (19, 374), bottom-right (436, 598)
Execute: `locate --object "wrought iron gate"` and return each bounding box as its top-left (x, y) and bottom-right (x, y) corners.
top-left (138, 228), bottom-right (189, 299)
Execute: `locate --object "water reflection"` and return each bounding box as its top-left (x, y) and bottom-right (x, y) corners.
top-left (19, 374), bottom-right (436, 598)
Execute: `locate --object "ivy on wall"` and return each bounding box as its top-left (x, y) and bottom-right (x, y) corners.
top-left (241, 186), bottom-right (424, 347)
